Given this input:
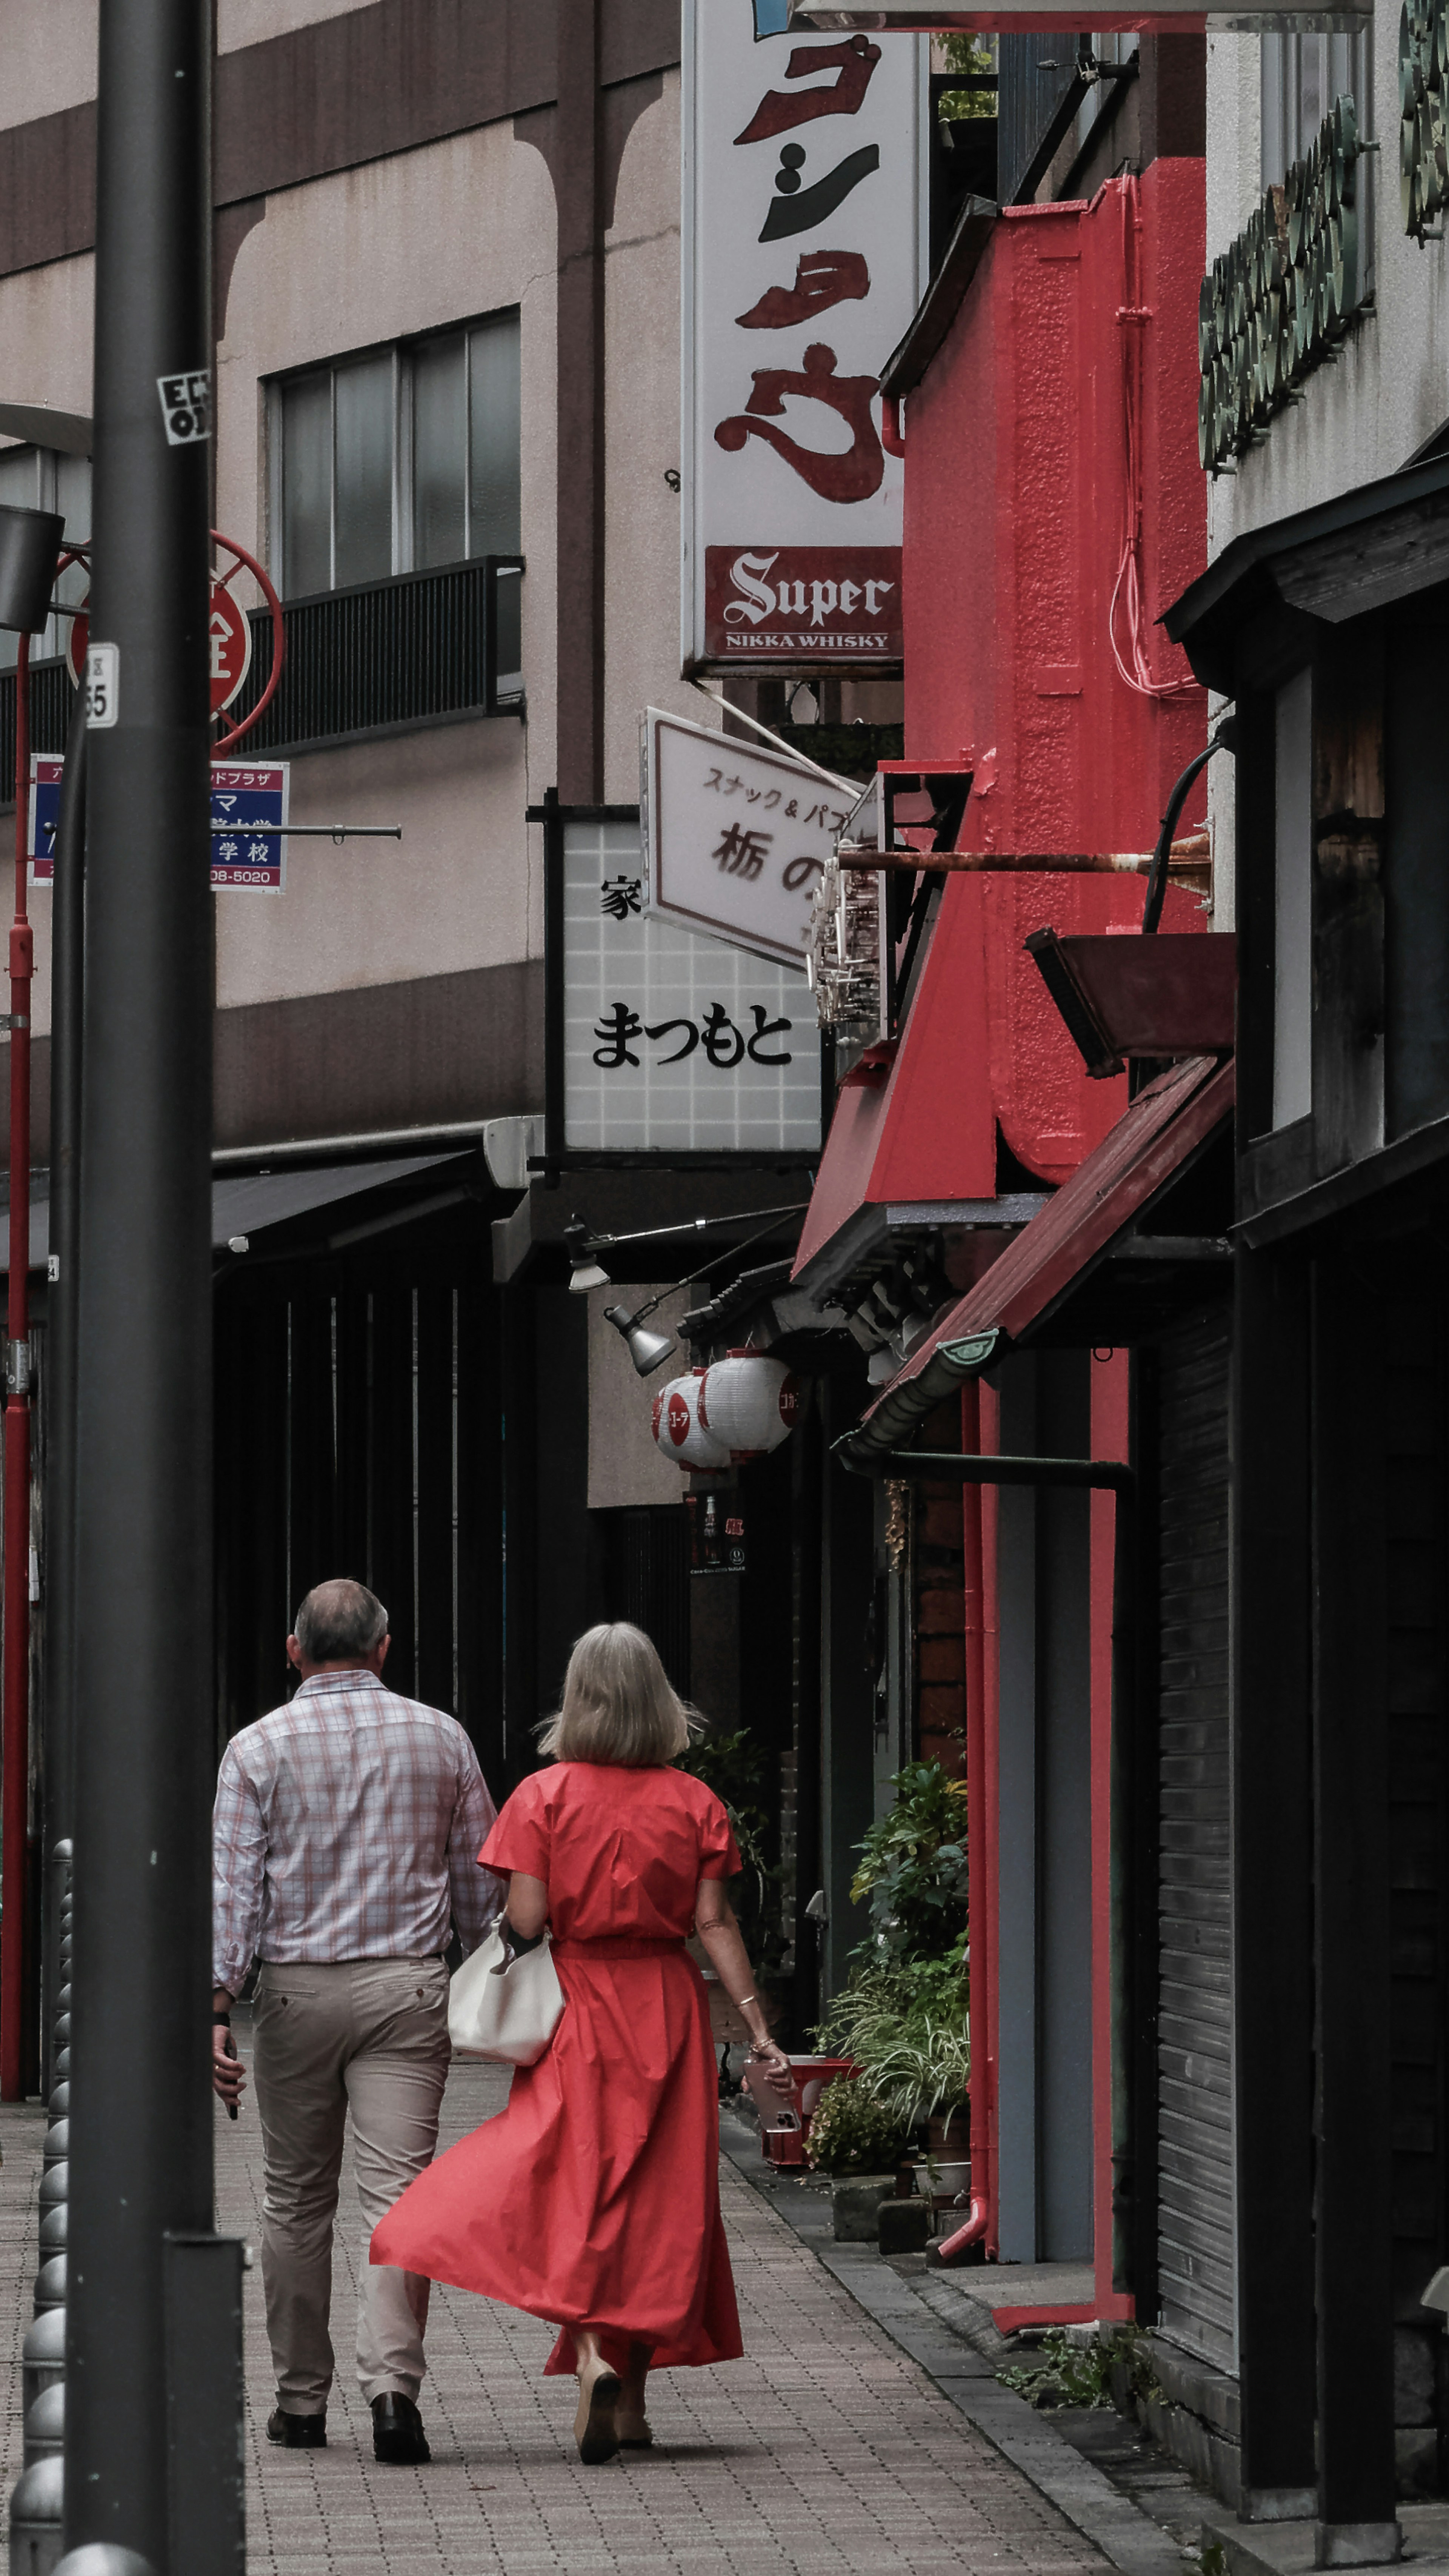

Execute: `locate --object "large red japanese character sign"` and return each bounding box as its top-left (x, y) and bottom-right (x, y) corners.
top-left (684, 4), bottom-right (924, 671)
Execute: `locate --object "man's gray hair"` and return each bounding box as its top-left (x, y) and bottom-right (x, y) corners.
top-left (292, 1578), bottom-right (388, 1662)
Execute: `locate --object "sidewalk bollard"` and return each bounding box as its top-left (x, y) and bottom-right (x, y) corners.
top-left (38, 2208), bottom-right (65, 2256)
top-left (22, 2389), bottom-right (62, 2470)
top-left (49, 2021), bottom-right (69, 2050)
top-left (50, 2052), bottom-right (67, 2083)
top-left (8, 2455), bottom-right (62, 2576)
top-left (46, 2086), bottom-right (66, 2121)
top-left (37, 2167), bottom-right (66, 2218)
top-left (21, 2312), bottom-right (64, 2416)
top-left (52, 2554), bottom-right (157, 2576)
top-left (32, 2258), bottom-right (65, 2316)
top-left (41, 2126), bottom-right (66, 2172)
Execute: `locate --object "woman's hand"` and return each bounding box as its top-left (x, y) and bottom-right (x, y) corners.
top-left (745, 2038), bottom-right (794, 2098)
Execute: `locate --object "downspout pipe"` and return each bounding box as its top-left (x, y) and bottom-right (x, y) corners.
top-left (840, 1440), bottom-right (1136, 2265)
top-left (958, 1386), bottom-right (992, 2261)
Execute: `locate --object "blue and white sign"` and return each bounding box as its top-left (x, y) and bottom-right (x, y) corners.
top-left (209, 762), bottom-right (289, 891)
top-left (29, 755), bottom-right (289, 891)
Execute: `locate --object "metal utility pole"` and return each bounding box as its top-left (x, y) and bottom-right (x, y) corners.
top-left (40, 685), bottom-right (86, 2093)
top-left (65, 0), bottom-right (241, 2566)
top-left (2, 620), bottom-right (37, 2104)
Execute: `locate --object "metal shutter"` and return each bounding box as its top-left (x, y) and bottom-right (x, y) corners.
top-left (1156, 1310), bottom-right (1236, 2369)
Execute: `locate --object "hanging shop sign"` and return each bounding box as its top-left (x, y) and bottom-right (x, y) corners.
top-left (682, 0), bottom-right (926, 673)
top-left (546, 804), bottom-right (822, 1158)
top-left (1198, 95), bottom-right (1370, 474)
top-left (29, 754), bottom-right (289, 890)
top-left (641, 707), bottom-right (855, 967)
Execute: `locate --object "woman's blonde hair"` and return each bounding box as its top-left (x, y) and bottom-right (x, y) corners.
top-left (536, 1621), bottom-right (696, 1767)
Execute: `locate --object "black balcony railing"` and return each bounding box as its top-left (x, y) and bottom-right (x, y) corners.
top-left (224, 555), bottom-right (524, 754)
top-left (0, 556), bottom-right (524, 802)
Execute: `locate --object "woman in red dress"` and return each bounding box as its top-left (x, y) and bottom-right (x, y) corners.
top-left (371, 1621), bottom-right (792, 2464)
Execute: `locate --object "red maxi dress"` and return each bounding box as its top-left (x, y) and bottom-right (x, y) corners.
top-left (371, 1759), bottom-right (745, 2378)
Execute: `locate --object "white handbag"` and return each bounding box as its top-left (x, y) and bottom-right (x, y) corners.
top-left (448, 1924), bottom-right (565, 2066)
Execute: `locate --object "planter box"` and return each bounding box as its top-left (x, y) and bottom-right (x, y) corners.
top-left (831, 2173), bottom-right (898, 2241)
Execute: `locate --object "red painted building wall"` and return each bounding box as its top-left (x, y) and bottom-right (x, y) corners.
top-left (902, 166), bottom-right (1207, 861)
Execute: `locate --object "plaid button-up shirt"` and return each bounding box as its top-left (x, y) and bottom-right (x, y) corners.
top-left (212, 1671), bottom-right (501, 1995)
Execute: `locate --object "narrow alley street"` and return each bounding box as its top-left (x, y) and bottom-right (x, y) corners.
top-left (2, 2030), bottom-right (1142, 2576)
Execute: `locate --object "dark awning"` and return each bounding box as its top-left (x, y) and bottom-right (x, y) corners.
top-left (0, 1152), bottom-right (474, 1274)
top-left (840, 1053), bottom-right (1234, 1463)
top-left (1164, 449), bottom-right (1449, 694)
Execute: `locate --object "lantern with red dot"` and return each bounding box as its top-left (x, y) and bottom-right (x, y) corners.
top-left (652, 1370), bottom-right (731, 1474)
top-left (697, 1353), bottom-right (799, 1463)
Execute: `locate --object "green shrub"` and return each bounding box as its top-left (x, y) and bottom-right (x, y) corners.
top-left (804, 2076), bottom-right (909, 2176)
top-left (850, 1760), bottom-right (969, 1962)
top-left (999, 2326), bottom-right (1154, 2412)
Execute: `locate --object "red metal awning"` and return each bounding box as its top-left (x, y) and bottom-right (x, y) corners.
top-left (840, 1051), bottom-right (1235, 1460)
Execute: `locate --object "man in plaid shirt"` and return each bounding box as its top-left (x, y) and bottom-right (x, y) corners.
top-left (211, 1577), bottom-right (500, 2467)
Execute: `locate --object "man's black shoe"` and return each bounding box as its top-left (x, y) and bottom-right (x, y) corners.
top-left (266, 2407), bottom-right (326, 2448)
top-left (372, 2392), bottom-right (431, 2465)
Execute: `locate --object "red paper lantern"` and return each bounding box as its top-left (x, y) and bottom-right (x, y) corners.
top-left (697, 1353), bottom-right (799, 1462)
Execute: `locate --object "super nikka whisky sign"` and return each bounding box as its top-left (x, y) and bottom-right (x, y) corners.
top-left (682, 1), bottom-right (926, 673)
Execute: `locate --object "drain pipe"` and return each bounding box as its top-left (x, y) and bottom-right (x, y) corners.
top-left (955, 1384), bottom-right (993, 2261)
top-left (840, 1439), bottom-right (1135, 2265)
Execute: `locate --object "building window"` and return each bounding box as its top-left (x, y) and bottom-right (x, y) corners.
top-left (269, 311), bottom-right (522, 600)
top-left (1261, 34), bottom-right (1374, 284)
top-left (1260, 34), bottom-right (1369, 184)
top-left (0, 445), bottom-right (91, 673)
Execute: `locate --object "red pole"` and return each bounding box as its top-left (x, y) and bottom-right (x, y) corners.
top-left (2, 627), bottom-right (33, 2100)
top-left (937, 1377), bottom-right (993, 2264)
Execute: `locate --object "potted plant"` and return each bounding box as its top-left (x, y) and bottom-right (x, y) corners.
top-left (804, 2075), bottom-right (909, 2176)
top-left (812, 1762), bottom-right (971, 2183)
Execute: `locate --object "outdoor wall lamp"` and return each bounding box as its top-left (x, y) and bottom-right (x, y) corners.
top-left (0, 503), bottom-right (66, 635)
top-left (604, 1300), bottom-right (677, 1376)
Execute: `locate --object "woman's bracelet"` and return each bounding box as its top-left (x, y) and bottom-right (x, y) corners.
top-left (737, 1993), bottom-right (757, 2010)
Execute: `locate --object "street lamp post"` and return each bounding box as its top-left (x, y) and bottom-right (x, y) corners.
top-left (63, 0), bottom-right (242, 2567)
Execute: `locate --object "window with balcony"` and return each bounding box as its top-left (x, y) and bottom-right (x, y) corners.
top-left (238, 310), bottom-right (524, 753)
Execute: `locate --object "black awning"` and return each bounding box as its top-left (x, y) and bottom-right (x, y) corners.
top-left (0, 1152), bottom-right (475, 1274)
top-left (1165, 449), bottom-right (1449, 694)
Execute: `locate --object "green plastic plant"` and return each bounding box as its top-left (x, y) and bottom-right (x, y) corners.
top-left (850, 1760), bottom-right (969, 1961)
top-left (803, 2075), bottom-right (909, 2176)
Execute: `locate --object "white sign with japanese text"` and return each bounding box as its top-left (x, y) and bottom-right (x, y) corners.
top-left (563, 815), bottom-right (821, 1155)
top-left (683, 0), bottom-right (926, 673)
top-left (642, 707), bottom-right (855, 967)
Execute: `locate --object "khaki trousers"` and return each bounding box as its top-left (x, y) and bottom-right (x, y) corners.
top-left (251, 1955), bottom-right (452, 2415)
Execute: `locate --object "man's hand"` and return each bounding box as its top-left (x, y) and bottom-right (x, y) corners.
top-left (212, 2021), bottom-right (246, 2111)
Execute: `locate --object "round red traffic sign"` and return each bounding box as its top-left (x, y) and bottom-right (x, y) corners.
top-left (66, 575), bottom-right (253, 715)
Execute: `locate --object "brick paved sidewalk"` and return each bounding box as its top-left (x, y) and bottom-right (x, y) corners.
top-left (2, 2025), bottom-right (1111, 2576)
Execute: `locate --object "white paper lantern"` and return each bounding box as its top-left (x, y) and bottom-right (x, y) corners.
top-left (652, 1370), bottom-right (731, 1473)
top-left (697, 1354), bottom-right (799, 1462)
